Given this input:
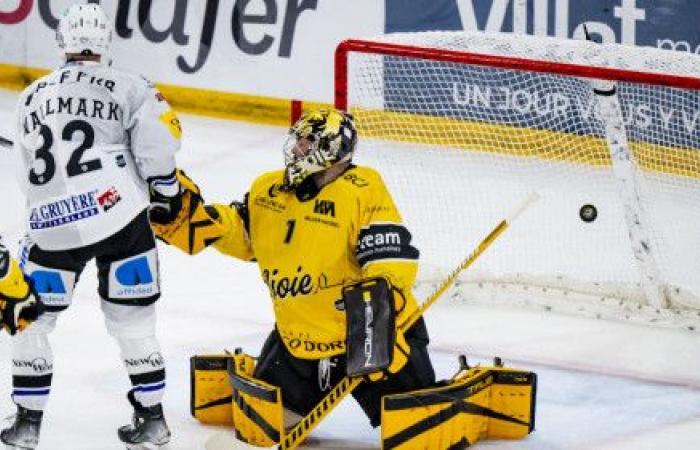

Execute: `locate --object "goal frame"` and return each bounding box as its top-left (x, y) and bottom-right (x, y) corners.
top-left (332, 34), bottom-right (700, 325)
top-left (334, 38), bottom-right (700, 111)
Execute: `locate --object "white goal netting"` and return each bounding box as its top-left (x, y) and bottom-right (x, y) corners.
top-left (340, 31), bottom-right (700, 329)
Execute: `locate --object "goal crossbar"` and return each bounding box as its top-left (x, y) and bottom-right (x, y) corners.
top-left (336, 38), bottom-right (700, 111)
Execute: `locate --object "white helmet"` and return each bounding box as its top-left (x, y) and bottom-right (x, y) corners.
top-left (56, 3), bottom-right (113, 58)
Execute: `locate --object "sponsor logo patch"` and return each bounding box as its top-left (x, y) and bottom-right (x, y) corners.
top-left (254, 195), bottom-right (286, 213)
top-left (313, 199), bottom-right (335, 217)
top-left (29, 190), bottom-right (99, 230)
top-left (282, 335), bottom-right (346, 354)
top-left (262, 266), bottom-right (314, 300)
top-left (25, 264), bottom-right (76, 306)
top-left (356, 223), bottom-right (420, 266)
top-left (13, 358), bottom-right (53, 373)
top-left (97, 187), bottom-right (121, 211)
top-left (124, 352), bottom-right (165, 369)
top-left (109, 250), bottom-right (160, 299)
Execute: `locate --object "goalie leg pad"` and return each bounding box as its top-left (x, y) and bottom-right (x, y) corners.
top-left (229, 355), bottom-right (284, 447)
top-left (190, 355), bottom-right (235, 426)
top-left (344, 277), bottom-right (396, 377)
top-left (381, 364), bottom-right (536, 449)
top-left (190, 350), bottom-right (263, 427)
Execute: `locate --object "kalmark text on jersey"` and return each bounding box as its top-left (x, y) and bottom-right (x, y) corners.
top-left (23, 96), bottom-right (121, 135)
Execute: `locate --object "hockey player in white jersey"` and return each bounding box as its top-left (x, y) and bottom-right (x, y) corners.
top-left (2, 4), bottom-right (182, 449)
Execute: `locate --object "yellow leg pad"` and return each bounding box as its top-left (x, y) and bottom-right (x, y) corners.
top-left (488, 369), bottom-right (537, 439)
top-left (229, 361), bottom-right (284, 447)
top-left (381, 366), bottom-right (536, 449)
top-left (190, 355), bottom-right (235, 426)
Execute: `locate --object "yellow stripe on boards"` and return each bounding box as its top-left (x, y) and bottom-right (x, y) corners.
top-left (2, 63), bottom-right (698, 180)
top-left (0, 63), bottom-right (330, 126)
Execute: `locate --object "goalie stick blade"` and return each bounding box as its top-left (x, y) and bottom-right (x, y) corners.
top-left (205, 430), bottom-right (275, 450)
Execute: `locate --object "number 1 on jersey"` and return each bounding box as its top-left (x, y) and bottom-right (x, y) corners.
top-left (284, 219), bottom-right (296, 244)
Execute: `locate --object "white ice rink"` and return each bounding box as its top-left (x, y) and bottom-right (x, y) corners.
top-left (1, 88), bottom-right (700, 449)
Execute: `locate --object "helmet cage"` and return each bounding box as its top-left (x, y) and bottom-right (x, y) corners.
top-left (282, 110), bottom-right (357, 190)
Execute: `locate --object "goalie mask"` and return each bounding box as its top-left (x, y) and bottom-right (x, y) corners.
top-left (282, 109), bottom-right (358, 190)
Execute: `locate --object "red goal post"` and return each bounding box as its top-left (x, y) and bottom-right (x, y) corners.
top-left (333, 31), bottom-right (700, 329)
top-left (335, 39), bottom-right (700, 110)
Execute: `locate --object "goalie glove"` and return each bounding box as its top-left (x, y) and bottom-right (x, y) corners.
top-left (343, 277), bottom-right (411, 382)
top-left (0, 250), bottom-right (44, 335)
top-left (150, 169), bottom-right (227, 255)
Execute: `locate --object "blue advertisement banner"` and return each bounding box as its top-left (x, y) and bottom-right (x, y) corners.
top-left (386, 0), bottom-right (700, 54)
top-left (383, 59), bottom-right (700, 148)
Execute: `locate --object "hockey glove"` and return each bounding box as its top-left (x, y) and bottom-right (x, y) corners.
top-left (150, 169), bottom-right (227, 255)
top-left (343, 277), bottom-right (411, 382)
top-left (148, 171), bottom-right (183, 225)
top-left (0, 251), bottom-right (44, 335)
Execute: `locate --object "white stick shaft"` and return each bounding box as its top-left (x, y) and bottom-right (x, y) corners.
top-left (507, 192), bottom-right (540, 224)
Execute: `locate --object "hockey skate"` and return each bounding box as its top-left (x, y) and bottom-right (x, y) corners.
top-left (0, 405), bottom-right (42, 449)
top-left (118, 392), bottom-right (170, 449)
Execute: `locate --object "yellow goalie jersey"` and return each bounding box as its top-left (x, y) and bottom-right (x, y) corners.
top-left (211, 166), bottom-right (420, 360)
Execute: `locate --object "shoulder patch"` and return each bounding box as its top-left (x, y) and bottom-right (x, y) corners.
top-left (159, 109), bottom-right (182, 140)
top-left (356, 223), bottom-right (419, 266)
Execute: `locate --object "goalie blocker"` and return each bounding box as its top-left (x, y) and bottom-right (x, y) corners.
top-left (344, 277), bottom-right (397, 377)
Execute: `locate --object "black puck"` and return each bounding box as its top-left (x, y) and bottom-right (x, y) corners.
top-left (580, 204), bottom-right (598, 222)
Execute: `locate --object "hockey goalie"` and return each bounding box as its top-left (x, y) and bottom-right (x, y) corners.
top-left (152, 109), bottom-right (536, 448)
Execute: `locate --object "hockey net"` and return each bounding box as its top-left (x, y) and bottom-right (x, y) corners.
top-left (336, 31), bottom-right (700, 330)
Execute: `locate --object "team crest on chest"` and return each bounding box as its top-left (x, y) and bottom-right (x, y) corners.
top-left (313, 199), bottom-right (335, 217)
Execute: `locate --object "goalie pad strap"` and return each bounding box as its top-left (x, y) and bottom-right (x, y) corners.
top-left (229, 371), bottom-right (279, 404)
top-left (232, 389), bottom-right (281, 444)
top-left (383, 371), bottom-right (535, 411)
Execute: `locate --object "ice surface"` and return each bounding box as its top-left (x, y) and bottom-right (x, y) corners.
top-left (0, 89), bottom-right (698, 449)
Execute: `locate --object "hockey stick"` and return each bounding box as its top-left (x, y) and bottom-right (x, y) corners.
top-left (0, 135), bottom-right (12, 148)
top-left (205, 192), bottom-right (540, 450)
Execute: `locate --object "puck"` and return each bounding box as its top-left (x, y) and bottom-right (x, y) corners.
top-left (580, 204), bottom-right (597, 222)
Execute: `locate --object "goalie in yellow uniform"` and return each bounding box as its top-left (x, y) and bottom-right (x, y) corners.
top-left (155, 109), bottom-right (435, 424)
top-left (153, 109), bottom-right (536, 448)
top-left (0, 240), bottom-right (44, 335)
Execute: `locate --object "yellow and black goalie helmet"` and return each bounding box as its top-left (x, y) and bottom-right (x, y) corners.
top-left (283, 109), bottom-right (358, 190)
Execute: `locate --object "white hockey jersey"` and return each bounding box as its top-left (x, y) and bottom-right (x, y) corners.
top-left (14, 61), bottom-right (181, 250)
